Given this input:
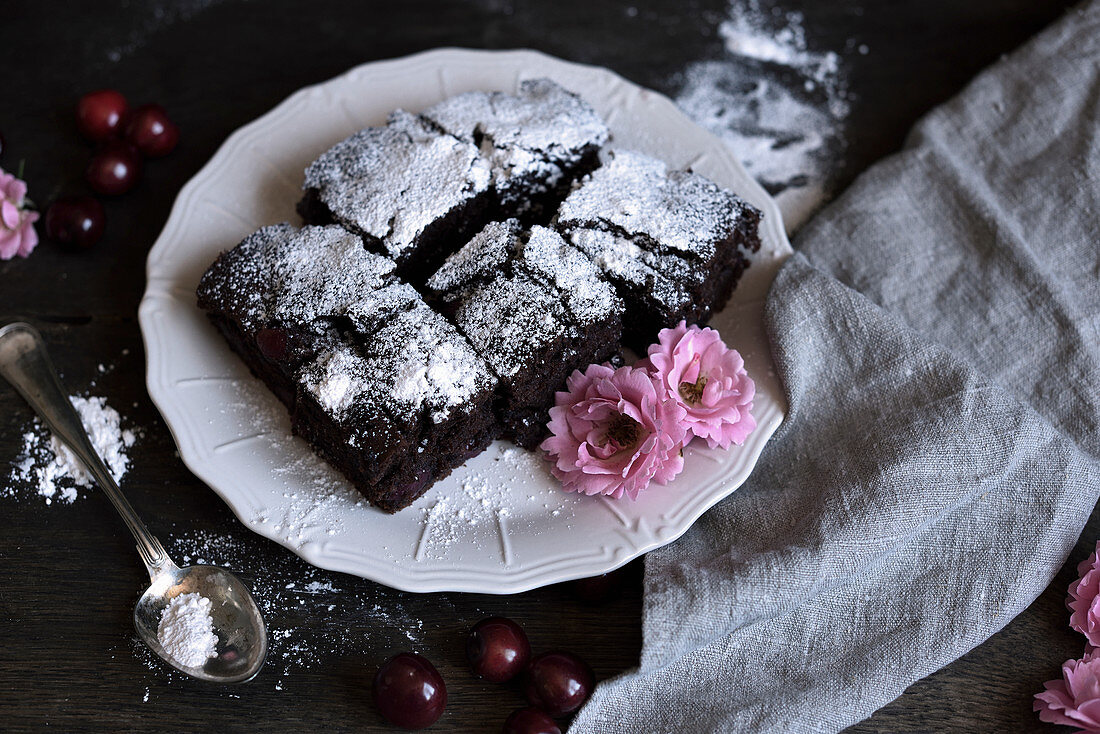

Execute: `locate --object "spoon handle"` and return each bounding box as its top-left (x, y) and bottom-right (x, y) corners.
top-left (0, 322), bottom-right (170, 577)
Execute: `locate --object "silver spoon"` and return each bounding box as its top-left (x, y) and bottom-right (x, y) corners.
top-left (0, 322), bottom-right (267, 683)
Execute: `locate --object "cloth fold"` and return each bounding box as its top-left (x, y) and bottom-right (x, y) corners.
top-left (571, 2), bottom-right (1100, 731)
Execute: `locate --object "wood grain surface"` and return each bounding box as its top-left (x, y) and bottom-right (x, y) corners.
top-left (0, 1), bottom-right (1087, 731)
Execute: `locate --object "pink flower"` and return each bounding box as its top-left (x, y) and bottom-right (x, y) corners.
top-left (638, 321), bottom-right (756, 449)
top-left (1035, 655), bottom-right (1100, 732)
top-left (0, 168), bottom-right (39, 260)
top-left (541, 363), bottom-right (687, 500)
top-left (1069, 542), bottom-right (1100, 647)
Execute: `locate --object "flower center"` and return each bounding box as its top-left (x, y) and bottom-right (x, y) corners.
top-left (603, 414), bottom-right (641, 452)
top-left (678, 374), bottom-right (708, 405)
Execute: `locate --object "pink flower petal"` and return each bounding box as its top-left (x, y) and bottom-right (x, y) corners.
top-left (0, 168), bottom-right (39, 260)
top-left (0, 229), bottom-right (18, 259)
top-left (1035, 657), bottom-right (1100, 732)
top-left (541, 362), bottom-right (686, 499)
top-left (0, 199), bottom-right (19, 229)
top-left (0, 172), bottom-right (15, 198)
top-left (644, 321), bottom-right (757, 450)
top-left (1071, 544), bottom-right (1100, 648)
top-left (5, 177), bottom-right (27, 205)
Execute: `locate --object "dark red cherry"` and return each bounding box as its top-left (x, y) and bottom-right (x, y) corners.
top-left (467, 617), bottom-right (531, 682)
top-left (373, 652), bottom-right (447, 730)
top-left (86, 141), bottom-right (142, 195)
top-left (503, 707), bottom-right (562, 734)
top-left (524, 652), bottom-right (595, 718)
top-left (76, 89), bottom-right (129, 142)
top-left (125, 104), bottom-right (179, 157)
top-left (44, 196), bottom-right (106, 248)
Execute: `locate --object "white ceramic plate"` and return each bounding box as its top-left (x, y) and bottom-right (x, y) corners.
top-left (139, 49), bottom-right (792, 594)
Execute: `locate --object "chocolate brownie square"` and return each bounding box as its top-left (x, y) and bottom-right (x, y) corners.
top-left (426, 220), bottom-right (623, 447)
top-left (197, 223), bottom-right (499, 512)
top-left (297, 110), bottom-right (494, 283)
top-left (555, 149), bottom-right (761, 346)
top-left (196, 223), bottom-right (398, 401)
top-left (296, 297), bottom-right (499, 511)
top-left (421, 78), bottom-right (608, 221)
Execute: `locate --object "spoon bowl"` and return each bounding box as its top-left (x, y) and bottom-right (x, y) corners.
top-left (134, 562), bottom-right (267, 682)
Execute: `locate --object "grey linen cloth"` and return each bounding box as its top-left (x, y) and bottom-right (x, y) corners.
top-left (570, 2), bottom-right (1100, 732)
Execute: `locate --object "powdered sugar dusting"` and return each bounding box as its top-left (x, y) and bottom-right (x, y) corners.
top-left (378, 304), bottom-right (495, 421)
top-left (101, 0), bottom-right (226, 65)
top-left (428, 220), bottom-right (623, 384)
top-left (196, 223), bottom-right (397, 335)
top-left (428, 223), bottom-right (570, 382)
top-left (306, 349), bottom-right (360, 419)
top-left (422, 78), bottom-right (608, 200)
top-left (222, 379), bottom-right (575, 566)
top-left (157, 592), bottom-right (218, 668)
top-left (416, 444), bottom-right (574, 561)
top-left (557, 150), bottom-right (752, 261)
top-left (224, 377), bottom-right (369, 549)
top-left (269, 226), bottom-right (396, 325)
top-left (719, 8), bottom-right (844, 113)
top-left (303, 110), bottom-right (491, 261)
top-left (6, 395), bottom-right (138, 505)
top-left (566, 227), bottom-right (692, 312)
top-left (295, 290), bottom-right (495, 425)
top-left (674, 0), bottom-right (854, 231)
top-left (520, 226), bottom-right (621, 326)
top-left (457, 271), bottom-right (573, 380)
top-left (426, 220), bottom-right (516, 297)
top-left (131, 527), bottom-right (435, 692)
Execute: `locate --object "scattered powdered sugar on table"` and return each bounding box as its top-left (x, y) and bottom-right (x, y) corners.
top-left (102, 0), bottom-right (227, 65)
top-left (719, 6), bottom-right (845, 116)
top-left (6, 394), bottom-right (138, 505)
top-left (674, 0), bottom-right (857, 231)
top-left (157, 592), bottom-right (219, 668)
top-left (130, 528), bottom-right (439, 693)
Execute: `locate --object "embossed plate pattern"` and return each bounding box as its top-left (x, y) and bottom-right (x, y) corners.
top-left (138, 49), bottom-right (792, 593)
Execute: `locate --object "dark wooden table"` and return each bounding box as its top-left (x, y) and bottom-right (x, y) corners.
top-left (1, 1), bottom-right (1089, 731)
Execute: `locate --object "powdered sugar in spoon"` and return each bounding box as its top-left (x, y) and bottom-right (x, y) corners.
top-left (0, 322), bottom-right (267, 683)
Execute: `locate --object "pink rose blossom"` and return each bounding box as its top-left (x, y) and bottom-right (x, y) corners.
top-left (0, 168), bottom-right (39, 260)
top-left (1035, 654), bottom-right (1100, 733)
top-left (638, 321), bottom-right (756, 449)
top-left (541, 363), bottom-right (687, 500)
top-left (1069, 542), bottom-right (1100, 647)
